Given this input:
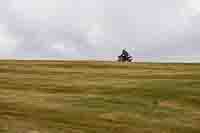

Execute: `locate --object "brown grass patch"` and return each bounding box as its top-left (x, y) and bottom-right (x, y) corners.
top-left (159, 101), bottom-right (182, 109)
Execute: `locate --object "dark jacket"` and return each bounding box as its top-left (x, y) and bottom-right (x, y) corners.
top-left (122, 49), bottom-right (129, 57)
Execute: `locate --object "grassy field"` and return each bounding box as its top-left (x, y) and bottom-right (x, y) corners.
top-left (0, 60), bottom-right (200, 133)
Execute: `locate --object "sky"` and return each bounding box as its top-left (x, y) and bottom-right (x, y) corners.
top-left (0, 0), bottom-right (200, 62)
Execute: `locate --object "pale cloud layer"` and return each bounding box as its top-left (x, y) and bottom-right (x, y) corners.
top-left (0, 0), bottom-right (200, 62)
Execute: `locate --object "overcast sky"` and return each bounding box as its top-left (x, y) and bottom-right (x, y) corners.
top-left (0, 0), bottom-right (200, 62)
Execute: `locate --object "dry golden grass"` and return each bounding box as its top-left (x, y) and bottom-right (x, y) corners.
top-left (0, 60), bottom-right (200, 133)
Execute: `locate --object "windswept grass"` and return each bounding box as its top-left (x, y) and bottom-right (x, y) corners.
top-left (0, 60), bottom-right (200, 133)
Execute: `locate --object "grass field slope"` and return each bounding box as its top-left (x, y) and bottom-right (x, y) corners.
top-left (0, 60), bottom-right (200, 133)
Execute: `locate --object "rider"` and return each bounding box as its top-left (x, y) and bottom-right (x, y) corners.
top-left (121, 49), bottom-right (129, 58)
top-left (118, 48), bottom-right (133, 62)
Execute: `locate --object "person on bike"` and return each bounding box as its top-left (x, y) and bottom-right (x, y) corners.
top-left (118, 48), bottom-right (133, 62)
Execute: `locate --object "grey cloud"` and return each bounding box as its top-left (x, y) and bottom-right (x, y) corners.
top-left (0, 0), bottom-right (200, 61)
